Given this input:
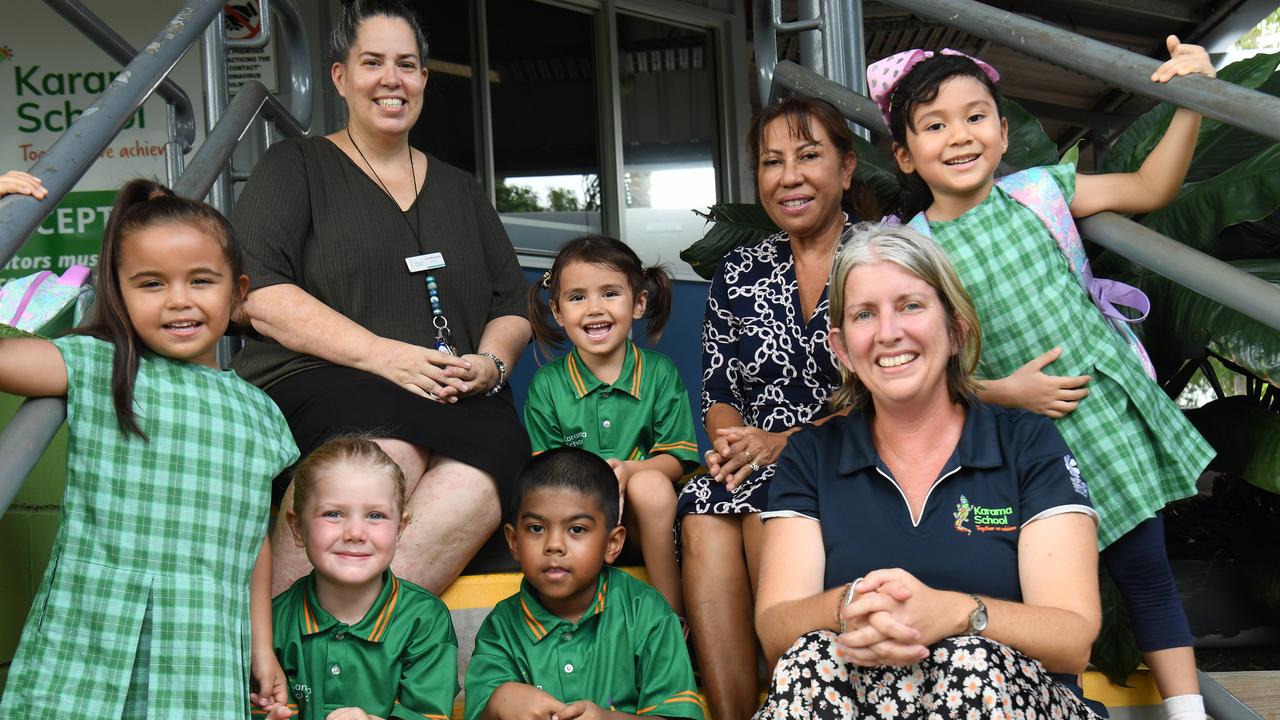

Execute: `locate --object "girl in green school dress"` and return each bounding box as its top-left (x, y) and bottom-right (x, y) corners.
top-left (0, 179), bottom-right (298, 719)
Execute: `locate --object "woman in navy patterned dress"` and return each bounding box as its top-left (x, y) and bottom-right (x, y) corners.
top-left (678, 96), bottom-right (878, 720)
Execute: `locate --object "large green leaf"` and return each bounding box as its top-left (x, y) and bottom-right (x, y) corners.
top-left (1140, 142), bottom-right (1280, 254)
top-left (1091, 568), bottom-right (1142, 686)
top-left (1218, 213), bottom-right (1280, 260)
top-left (1132, 259), bottom-right (1280, 385)
top-left (1186, 395), bottom-right (1280, 495)
top-left (1100, 52), bottom-right (1280, 175)
top-left (681, 204), bottom-right (779, 280)
top-left (1184, 53), bottom-right (1280, 182)
top-left (1002, 98), bottom-right (1058, 170)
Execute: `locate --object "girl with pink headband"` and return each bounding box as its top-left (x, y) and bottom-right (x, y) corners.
top-left (867, 37), bottom-right (1216, 720)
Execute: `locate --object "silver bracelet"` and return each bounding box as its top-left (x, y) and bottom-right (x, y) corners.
top-left (480, 352), bottom-right (507, 396)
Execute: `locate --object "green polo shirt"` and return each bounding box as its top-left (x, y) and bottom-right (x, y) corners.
top-left (524, 342), bottom-right (699, 468)
top-left (464, 566), bottom-right (703, 720)
top-left (258, 570), bottom-right (458, 720)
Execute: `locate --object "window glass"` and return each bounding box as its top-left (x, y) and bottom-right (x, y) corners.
top-left (617, 13), bottom-right (719, 277)
top-left (412, 1), bottom-right (478, 174)
top-left (488, 0), bottom-right (602, 253)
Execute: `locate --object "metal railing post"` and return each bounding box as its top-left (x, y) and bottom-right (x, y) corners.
top-left (878, 0), bottom-right (1280, 144)
top-left (41, 0), bottom-right (198, 153)
top-left (270, 0), bottom-right (313, 131)
top-left (0, 0), bottom-right (225, 269)
top-left (1199, 671), bottom-right (1264, 720)
top-left (769, 60), bottom-right (1280, 334)
top-left (200, 7), bottom-right (234, 214)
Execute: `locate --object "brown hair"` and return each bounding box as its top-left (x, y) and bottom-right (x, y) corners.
top-left (747, 96), bottom-right (880, 221)
top-left (527, 235), bottom-right (673, 352)
top-left (827, 222), bottom-right (982, 411)
top-left (79, 178), bottom-right (243, 438)
top-left (291, 435), bottom-right (407, 517)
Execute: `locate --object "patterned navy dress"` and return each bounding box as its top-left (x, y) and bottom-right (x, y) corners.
top-left (677, 229), bottom-right (845, 518)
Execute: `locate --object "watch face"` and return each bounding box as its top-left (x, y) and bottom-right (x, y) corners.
top-left (973, 609), bottom-right (988, 633)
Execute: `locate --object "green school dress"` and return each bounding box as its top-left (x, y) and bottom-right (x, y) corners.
top-left (0, 335), bottom-right (299, 719)
top-left (924, 163), bottom-right (1214, 547)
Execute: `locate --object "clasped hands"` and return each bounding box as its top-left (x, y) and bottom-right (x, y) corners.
top-left (834, 569), bottom-right (967, 667)
top-left (703, 426), bottom-right (789, 491)
top-left (373, 338), bottom-right (499, 403)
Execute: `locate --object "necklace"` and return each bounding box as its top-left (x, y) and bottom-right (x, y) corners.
top-left (345, 127), bottom-right (456, 356)
top-left (345, 124), bottom-right (419, 233)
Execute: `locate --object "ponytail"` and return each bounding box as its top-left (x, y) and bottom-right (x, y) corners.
top-left (638, 265), bottom-right (673, 343)
top-left (527, 271), bottom-right (567, 352)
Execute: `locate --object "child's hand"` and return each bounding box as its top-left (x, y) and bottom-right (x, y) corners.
top-left (983, 347), bottom-right (1090, 419)
top-left (554, 700), bottom-right (608, 720)
top-left (325, 708), bottom-right (377, 720)
top-left (1151, 35), bottom-right (1215, 82)
top-left (607, 459), bottom-right (632, 516)
top-left (250, 649), bottom-right (293, 718)
top-left (488, 682), bottom-right (566, 720)
top-left (0, 171), bottom-right (47, 200)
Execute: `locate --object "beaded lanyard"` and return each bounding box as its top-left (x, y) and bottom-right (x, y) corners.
top-left (425, 274), bottom-right (457, 356)
top-left (347, 127), bottom-right (458, 357)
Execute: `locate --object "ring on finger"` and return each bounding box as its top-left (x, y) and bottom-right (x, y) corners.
top-left (749, 460), bottom-right (761, 473)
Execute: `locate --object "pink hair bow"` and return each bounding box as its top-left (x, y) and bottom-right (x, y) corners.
top-left (866, 48), bottom-right (1001, 130)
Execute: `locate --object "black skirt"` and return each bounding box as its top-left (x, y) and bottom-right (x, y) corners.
top-left (265, 364), bottom-right (529, 510)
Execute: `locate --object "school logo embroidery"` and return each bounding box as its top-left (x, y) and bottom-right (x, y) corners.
top-left (1064, 454), bottom-right (1088, 497)
top-left (562, 431), bottom-right (587, 448)
top-left (0, 47), bottom-right (13, 64)
top-left (953, 494), bottom-right (972, 535)
top-left (291, 681), bottom-right (312, 706)
top-left (953, 494), bottom-right (1018, 534)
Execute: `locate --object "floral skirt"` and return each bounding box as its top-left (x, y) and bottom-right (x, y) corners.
top-left (755, 632), bottom-right (1098, 720)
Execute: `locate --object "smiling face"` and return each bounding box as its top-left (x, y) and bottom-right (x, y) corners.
top-left (504, 486), bottom-right (625, 623)
top-left (893, 75), bottom-right (1008, 221)
top-left (116, 222), bottom-right (245, 369)
top-left (289, 461), bottom-right (407, 595)
top-left (551, 260), bottom-right (647, 374)
top-left (756, 116), bottom-right (856, 244)
top-left (829, 259), bottom-right (958, 413)
top-left (332, 14), bottom-right (428, 140)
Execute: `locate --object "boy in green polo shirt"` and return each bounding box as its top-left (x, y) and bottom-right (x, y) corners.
top-left (465, 448), bottom-right (703, 720)
top-left (253, 436), bottom-right (458, 720)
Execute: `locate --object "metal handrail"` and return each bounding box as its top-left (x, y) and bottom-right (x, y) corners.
top-left (42, 0), bottom-right (198, 153)
top-left (753, 0), bottom-right (867, 106)
top-left (878, 0), bottom-right (1280, 145)
top-left (0, 0), bottom-right (224, 269)
top-left (0, 81), bottom-right (308, 518)
top-left (770, 60), bottom-right (1280, 333)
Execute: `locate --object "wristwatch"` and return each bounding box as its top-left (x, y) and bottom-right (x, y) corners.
top-left (965, 593), bottom-right (988, 635)
top-left (480, 352), bottom-right (507, 396)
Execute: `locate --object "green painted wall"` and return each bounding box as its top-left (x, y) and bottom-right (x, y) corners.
top-left (0, 392), bottom-right (67, 696)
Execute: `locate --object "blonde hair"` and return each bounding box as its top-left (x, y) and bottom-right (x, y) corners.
top-left (291, 435), bottom-right (407, 517)
top-left (827, 222), bottom-right (982, 410)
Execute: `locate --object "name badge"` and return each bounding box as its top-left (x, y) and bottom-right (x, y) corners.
top-left (405, 252), bottom-right (446, 272)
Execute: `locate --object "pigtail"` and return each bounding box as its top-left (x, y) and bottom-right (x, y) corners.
top-left (893, 169), bottom-right (934, 222)
top-left (639, 264), bottom-right (673, 343)
top-left (527, 270), bottom-right (566, 352)
top-left (81, 179), bottom-right (164, 438)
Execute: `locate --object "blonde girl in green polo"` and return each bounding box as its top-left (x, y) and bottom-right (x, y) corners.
top-left (0, 179), bottom-right (299, 719)
top-left (262, 436), bottom-right (459, 720)
top-left (525, 236), bottom-right (700, 619)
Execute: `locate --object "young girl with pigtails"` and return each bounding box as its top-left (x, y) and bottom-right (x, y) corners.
top-left (524, 235), bottom-right (698, 619)
top-left (0, 179), bottom-right (298, 719)
top-left (871, 37), bottom-right (1217, 720)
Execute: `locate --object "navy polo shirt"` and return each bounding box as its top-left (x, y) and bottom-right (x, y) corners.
top-left (764, 402), bottom-right (1096, 602)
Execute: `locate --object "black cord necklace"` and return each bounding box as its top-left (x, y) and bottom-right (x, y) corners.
top-left (345, 126), bottom-right (456, 356)
top-left (346, 125), bottom-right (422, 234)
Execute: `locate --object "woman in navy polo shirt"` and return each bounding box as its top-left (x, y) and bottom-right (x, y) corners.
top-left (753, 224), bottom-right (1102, 720)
